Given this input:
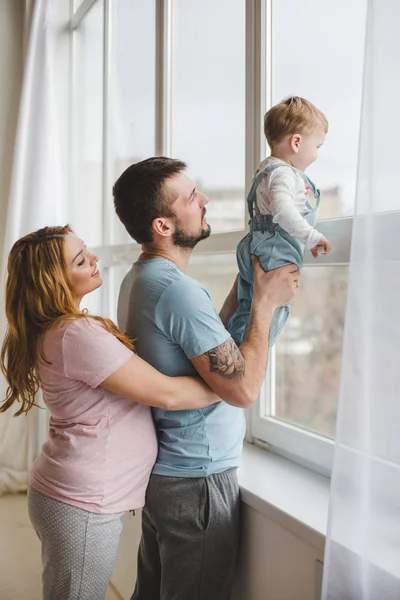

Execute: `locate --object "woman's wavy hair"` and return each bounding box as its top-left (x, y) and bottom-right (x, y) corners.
top-left (1, 225), bottom-right (134, 416)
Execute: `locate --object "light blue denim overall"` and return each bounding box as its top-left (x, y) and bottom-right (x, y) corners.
top-left (228, 162), bottom-right (320, 347)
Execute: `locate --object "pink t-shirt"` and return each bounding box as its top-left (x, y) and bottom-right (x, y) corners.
top-left (30, 318), bottom-right (158, 514)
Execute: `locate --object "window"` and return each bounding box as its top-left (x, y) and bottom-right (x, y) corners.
top-left (270, 0), bottom-right (367, 218)
top-left (273, 266), bottom-right (348, 438)
top-left (71, 0), bottom-right (104, 248)
top-left (186, 254), bottom-right (238, 311)
top-left (111, 0), bottom-right (156, 244)
top-left (170, 0), bottom-right (246, 234)
top-left (70, 0), bottom-right (104, 315)
top-left (70, 0), bottom-right (250, 319)
top-left (252, 0), bottom-right (367, 473)
top-left (68, 0), bottom-right (366, 475)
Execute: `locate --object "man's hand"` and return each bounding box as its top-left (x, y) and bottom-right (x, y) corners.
top-left (310, 236), bottom-right (332, 258)
top-left (251, 256), bottom-right (299, 309)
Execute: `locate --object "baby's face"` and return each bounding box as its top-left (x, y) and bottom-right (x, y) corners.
top-left (293, 123), bottom-right (326, 171)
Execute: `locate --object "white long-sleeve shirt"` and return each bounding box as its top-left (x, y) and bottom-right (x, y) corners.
top-left (255, 157), bottom-right (322, 249)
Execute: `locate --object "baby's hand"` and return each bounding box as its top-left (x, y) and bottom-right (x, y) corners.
top-left (311, 236), bottom-right (332, 258)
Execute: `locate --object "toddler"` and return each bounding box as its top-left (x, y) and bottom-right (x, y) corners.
top-left (229, 96), bottom-right (332, 346)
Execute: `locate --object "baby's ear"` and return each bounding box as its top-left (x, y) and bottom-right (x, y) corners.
top-left (290, 134), bottom-right (301, 153)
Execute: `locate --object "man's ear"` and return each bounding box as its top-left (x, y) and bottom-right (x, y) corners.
top-left (290, 133), bottom-right (301, 153)
top-left (151, 217), bottom-right (174, 238)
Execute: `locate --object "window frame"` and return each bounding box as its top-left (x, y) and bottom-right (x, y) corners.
top-left (70, 0), bottom-right (355, 477)
top-left (252, 217), bottom-right (352, 476)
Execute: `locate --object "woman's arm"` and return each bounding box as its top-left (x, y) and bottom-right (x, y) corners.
top-left (100, 354), bottom-right (220, 410)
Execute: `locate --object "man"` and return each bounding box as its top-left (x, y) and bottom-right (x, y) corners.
top-left (114, 157), bottom-right (299, 600)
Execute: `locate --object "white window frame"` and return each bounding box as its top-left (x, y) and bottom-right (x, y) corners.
top-left (252, 217), bottom-right (352, 476)
top-left (69, 0), bottom-right (355, 477)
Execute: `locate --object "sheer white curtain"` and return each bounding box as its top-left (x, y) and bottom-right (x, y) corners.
top-left (0, 0), bottom-right (65, 494)
top-left (322, 1), bottom-right (400, 597)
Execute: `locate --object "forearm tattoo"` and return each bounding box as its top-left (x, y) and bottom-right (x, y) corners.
top-left (205, 339), bottom-right (245, 379)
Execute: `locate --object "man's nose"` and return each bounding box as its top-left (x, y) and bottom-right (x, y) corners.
top-left (200, 193), bottom-right (210, 207)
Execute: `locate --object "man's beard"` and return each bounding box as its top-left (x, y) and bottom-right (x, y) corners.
top-left (172, 217), bottom-right (211, 249)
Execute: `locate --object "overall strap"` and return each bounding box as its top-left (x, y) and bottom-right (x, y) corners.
top-left (298, 172), bottom-right (321, 210)
top-left (247, 161), bottom-right (296, 219)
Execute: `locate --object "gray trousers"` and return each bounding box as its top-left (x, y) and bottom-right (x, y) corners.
top-left (28, 486), bottom-right (123, 600)
top-left (131, 468), bottom-right (240, 600)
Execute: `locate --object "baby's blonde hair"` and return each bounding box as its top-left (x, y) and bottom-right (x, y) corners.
top-left (264, 96), bottom-right (328, 147)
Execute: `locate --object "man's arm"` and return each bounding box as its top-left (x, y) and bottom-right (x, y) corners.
top-left (219, 275), bottom-right (239, 328)
top-left (192, 260), bottom-right (299, 408)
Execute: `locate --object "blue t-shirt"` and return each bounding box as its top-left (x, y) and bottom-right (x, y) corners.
top-left (117, 258), bottom-right (246, 477)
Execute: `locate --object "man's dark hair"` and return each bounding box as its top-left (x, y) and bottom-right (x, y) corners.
top-left (113, 157), bottom-right (187, 244)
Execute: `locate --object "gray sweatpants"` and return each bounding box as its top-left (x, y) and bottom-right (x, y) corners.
top-left (131, 468), bottom-right (240, 600)
top-left (28, 486), bottom-right (123, 600)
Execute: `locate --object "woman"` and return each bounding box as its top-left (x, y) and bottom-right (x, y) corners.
top-left (0, 225), bottom-right (219, 600)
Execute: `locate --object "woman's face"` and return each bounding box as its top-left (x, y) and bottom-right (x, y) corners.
top-left (64, 232), bottom-right (102, 303)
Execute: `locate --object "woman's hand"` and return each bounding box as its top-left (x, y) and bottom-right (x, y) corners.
top-left (101, 354), bottom-right (220, 411)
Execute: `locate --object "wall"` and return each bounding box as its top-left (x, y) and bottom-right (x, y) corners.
top-left (232, 503), bottom-right (323, 600)
top-left (111, 502), bottom-right (324, 600)
top-left (111, 510), bottom-right (142, 598)
top-left (0, 0), bottom-right (24, 253)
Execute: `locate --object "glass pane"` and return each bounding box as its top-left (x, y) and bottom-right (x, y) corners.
top-left (111, 0), bottom-right (156, 244)
top-left (186, 254), bottom-right (238, 312)
top-left (107, 265), bottom-right (134, 323)
top-left (273, 266), bottom-right (349, 438)
top-left (270, 0), bottom-right (367, 218)
top-left (71, 0), bottom-right (104, 246)
top-left (73, 0), bottom-right (87, 10)
top-left (171, 0), bottom-right (246, 234)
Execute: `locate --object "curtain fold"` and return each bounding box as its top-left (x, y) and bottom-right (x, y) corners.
top-left (322, 1), bottom-right (400, 597)
top-left (0, 0), bottom-right (65, 494)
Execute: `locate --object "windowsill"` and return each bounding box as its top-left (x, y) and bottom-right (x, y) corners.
top-left (238, 442), bottom-right (330, 551)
